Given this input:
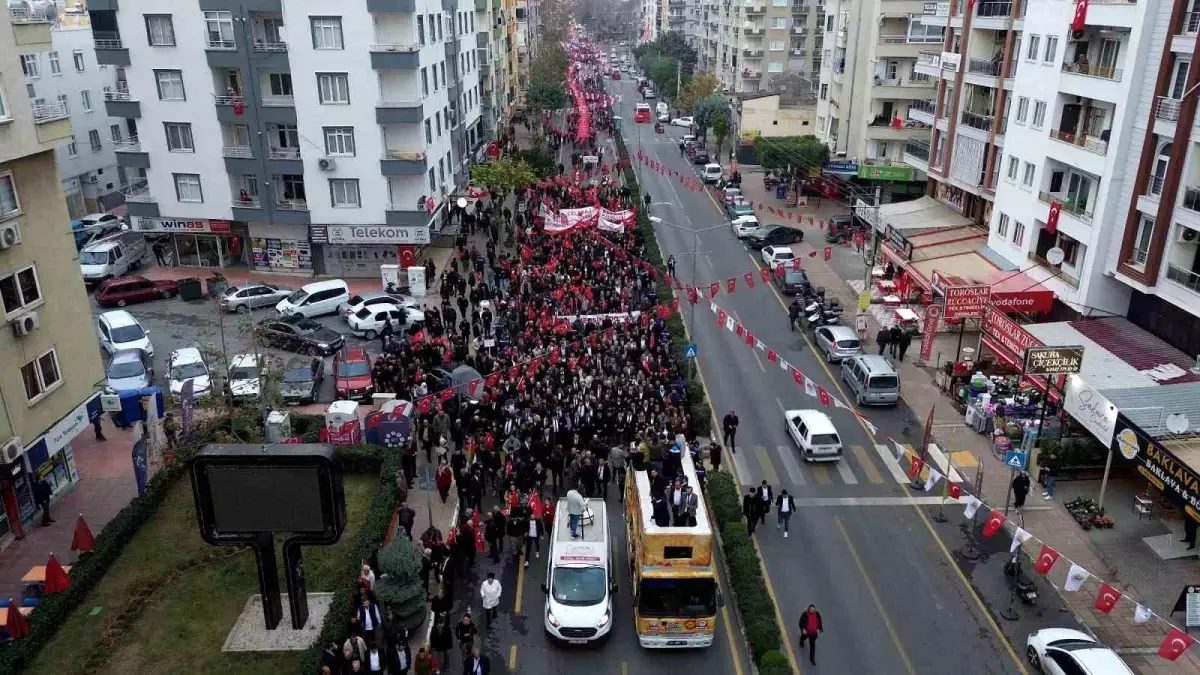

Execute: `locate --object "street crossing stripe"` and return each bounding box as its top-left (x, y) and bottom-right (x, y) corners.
top-left (834, 459), bottom-right (858, 485)
top-left (754, 446), bottom-right (780, 486)
top-left (874, 444), bottom-right (911, 484)
top-left (810, 463), bottom-right (832, 485)
top-left (792, 496), bottom-right (969, 507)
top-left (926, 443), bottom-right (964, 483)
top-left (849, 445), bottom-right (884, 484)
top-left (775, 444), bottom-right (806, 486)
top-left (731, 448), bottom-right (754, 488)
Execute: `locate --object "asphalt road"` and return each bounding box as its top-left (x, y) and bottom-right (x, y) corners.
top-left (609, 75), bottom-right (1032, 675)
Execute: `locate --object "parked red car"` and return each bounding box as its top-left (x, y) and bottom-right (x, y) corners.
top-left (333, 346), bottom-right (375, 401)
top-left (94, 276), bottom-right (179, 308)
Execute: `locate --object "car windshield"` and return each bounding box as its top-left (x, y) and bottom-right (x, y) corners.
top-left (110, 324), bottom-right (145, 343)
top-left (552, 566), bottom-right (608, 607)
top-left (229, 366), bottom-right (260, 381)
top-left (170, 361), bottom-right (207, 380)
top-left (79, 250), bottom-right (110, 265)
top-left (784, 272), bottom-right (808, 284)
top-left (811, 433), bottom-right (840, 445)
top-left (870, 375), bottom-right (899, 390)
top-left (836, 339), bottom-right (861, 349)
top-left (340, 362), bottom-right (371, 378)
top-left (108, 360), bottom-right (145, 379)
top-left (637, 577), bottom-right (717, 618)
top-left (285, 289), bottom-right (309, 304)
top-left (283, 367), bottom-right (313, 383)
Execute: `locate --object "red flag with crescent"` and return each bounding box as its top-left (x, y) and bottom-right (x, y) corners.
top-left (1094, 582), bottom-right (1121, 614)
top-left (1033, 544), bottom-right (1060, 575)
top-left (982, 511), bottom-right (1007, 538)
top-left (1159, 628), bottom-right (1195, 661)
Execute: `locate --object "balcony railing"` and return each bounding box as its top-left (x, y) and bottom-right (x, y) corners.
top-left (93, 32), bottom-right (124, 50)
top-left (1184, 186), bottom-right (1200, 212)
top-left (232, 196), bottom-right (261, 208)
top-left (1038, 192), bottom-right (1094, 223)
top-left (1048, 129), bottom-right (1109, 155)
top-left (974, 1), bottom-right (1014, 18)
top-left (253, 40), bottom-right (288, 52)
top-left (911, 98), bottom-right (935, 114)
top-left (275, 199), bottom-right (308, 211)
top-left (205, 34), bottom-right (236, 50)
top-left (967, 57), bottom-right (1001, 77)
top-left (31, 103), bottom-right (68, 124)
top-left (1148, 174), bottom-right (1166, 196)
top-left (1166, 264), bottom-right (1200, 293)
top-left (123, 180), bottom-right (155, 203)
top-left (9, 6), bottom-right (51, 23)
top-left (960, 109), bottom-right (994, 131)
top-left (1061, 62), bottom-right (1123, 82)
top-left (1183, 12), bottom-right (1200, 35)
top-left (113, 137), bottom-right (142, 152)
top-left (1156, 96), bottom-right (1181, 122)
top-left (904, 139), bottom-right (930, 161)
top-left (214, 94), bottom-right (244, 106)
top-left (1028, 252), bottom-right (1081, 287)
top-left (105, 85), bottom-right (135, 101)
top-left (1130, 246), bottom-right (1150, 267)
top-left (878, 34), bottom-right (907, 44)
top-left (371, 43), bottom-right (421, 53)
top-left (742, 69), bottom-right (762, 79)
top-left (269, 147), bottom-right (301, 160)
top-left (261, 94), bottom-right (294, 107)
top-left (222, 146), bottom-right (254, 158)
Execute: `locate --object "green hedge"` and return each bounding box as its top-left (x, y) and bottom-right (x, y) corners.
top-left (612, 130), bottom-right (712, 437)
top-left (705, 471), bottom-right (795, 674)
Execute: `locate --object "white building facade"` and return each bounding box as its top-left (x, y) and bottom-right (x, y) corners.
top-left (688, 0), bottom-right (824, 95)
top-left (92, 0), bottom-right (485, 277)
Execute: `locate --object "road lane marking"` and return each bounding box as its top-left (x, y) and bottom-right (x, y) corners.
top-left (810, 463), bottom-right (832, 485)
top-left (796, 496), bottom-right (963, 507)
top-left (754, 445), bottom-right (780, 486)
top-left (874, 444), bottom-right (912, 484)
top-left (835, 516), bottom-right (917, 675)
top-left (730, 447), bottom-right (754, 487)
top-left (509, 645), bottom-right (518, 670)
top-left (834, 459), bottom-right (859, 484)
top-left (514, 548), bottom-right (526, 614)
top-left (849, 445), bottom-right (884, 484)
top-left (925, 443), bottom-right (964, 483)
top-left (775, 443), bottom-right (806, 486)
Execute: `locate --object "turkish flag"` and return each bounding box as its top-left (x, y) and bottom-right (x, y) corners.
top-left (640, 311), bottom-right (651, 327)
top-left (735, 323), bottom-right (745, 337)
top-left (411, 329), bottom-right (427, 344)
top-left (745, 331), bottom-right (755, 346)
top-left (439, 388), bottom-right (455, 403)
top-left (671, 297), bottom-right (680, 312)
top-left (982, 511), bottom-right (1007, 538)
top-left (1094, 582), bottom-right (1121, 614)
top-left (567, 357), bottom-right (578, 370)
top-left (1047, 201), bottom-right (1061, 234)
top-left (824, 246), bottom-right (833, 261)
top-left (687, 286), bottom-right (698, 304)
top-left (726, 277), bottom-right (737, 294)
top-left (1033, 544), bottom-right (1060, 575)
top-left (1159, 628), bottom-right (1195, 662)
top-left (818, 386), bottom-right (832, 408)
top-left (744, 272), bottom-right (756, 289)
top-left (769, 206), bottom-right (776, 214)
top-left (792, 258), bottom-right (803, 271)
top-left (507, 365), bottom-right (521, 380)
top-left (475, 527), bottom-right (486, 553)
top-left (760, 267), bottom-right (772, 284)
top-left (908, 457), bottom-right (924, 479)
top-left (775, 265), bottom-right (786, 278)
top-left (767, 349), bottom-right (778, 363)
top-left (485, 372), bottom-right (500, 388)
top-left (791, 368), bottom-right (804, 386)
top-left (529, 492), bottom-right (544, 520)
top-left (1071, 0), bottom-right (1089, 31)
top-left (548, 348), bottom-right (561, 365)
top-left (949, 484), bottom-right (961, 499)
top-left (416, 396), bottom-right (433, 414)
top-left (717, 309), bottom-right (727, 327)
top-left (527, 358), bottom-right (542, 377)
top-left (710, 281), bottom-right (721, 297)
top-left (656, 304), bottom-right (671, 319)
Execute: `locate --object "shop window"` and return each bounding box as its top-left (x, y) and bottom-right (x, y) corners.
top-left (21, 348), bottom-right (61, 403)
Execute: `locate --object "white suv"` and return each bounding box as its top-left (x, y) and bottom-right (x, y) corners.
top-left (167, 347), bottom-right (213, 401)
top-left (97, 310), bottom-right (153, 357)
top-left (275, 279), bottom-right (351, 318)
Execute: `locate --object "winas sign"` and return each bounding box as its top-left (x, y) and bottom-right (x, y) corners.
top-left (1023, 346), bottom-right (1084, 375)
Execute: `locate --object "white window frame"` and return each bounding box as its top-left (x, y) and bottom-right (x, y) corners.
top-left (996, 212), bottom-right (1010, 237)
top-left (21, 348), bottom-right (62, 405)
top-left (89, 129), bottom-right (102, 152)
top-left (1021, 161), bottom-right (1036, 187)
top-left (0, 265), bottom-right (43, 318)
top-left (768, 62), bottom-right (784, 73)
top-left (48, 51), bottom-right (60, 75)
top-left (66, 136), bottom-right (78, 158)
top-left (204, 11), bottom-right (236, 48)
top-left (1006, 156), bottom-right (1019, 181)
top-left (0, 172), bottom-right (19, 220)
top-left (1013, 221), bottom-right (1026, 247)
top-left (173, 173), bottom-right (203, 203)
top-left (72, 50), bottom-right (85, 72)
top-left (56, 93), bottom-right (69, 115)
top-left (323, 127), bottom-right (355, 156)
top-left (145, 14), bottom-right (176, 46)
top-left (317, 73), bottom-right (350, 104)
top-left (154, 70), bottom-right (186, 101)
top-left (329, 178), bottom-right (361, 208)
top-left (1015, 96), bottom-right (1029, 124)
top-left (164, 122), bottom-right (194, 152)
top-left (769, 39), bottom-right (784, 51)
top-left (1026, 35), bottom-right (1040, 62)
top-left (1044, 36), bottom-right (1058, 64)
top-left (20, 54), bottom-right (39, 79)
top-left (311, 17), bottom-right (344, 50)
top-left (110, 124), bottom-right (122, 142)
top-left (81, 90), bottom-right (93, 112)
top-left (1032, 100), bottom-right (1046, 129)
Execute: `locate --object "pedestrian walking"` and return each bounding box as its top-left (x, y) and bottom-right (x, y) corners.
top-left (596, 459), bottom-right (611, 500)
top-left (876, 327), bottom-right (890, 356)
top-left (610, 443), bottom-right (627, 500)
top-left (896, 330), bottom-right (912, 361)
top-left (776, 489), bottom-right (796, 537)
top-left (756, 480), bottom-right (773, 526)
top-left (463, 646), bottom-right (490, 675)
top-left (32, 477), bottom-right (53, 526)
top-left (667, 255), bottom-right (677, 277)
top-left (92, 416), bottom-right (107, 442)
top-left (379, 318), bottom-right (394, 352)
top-left (742, 489), bottom-right (758, 535)
top-left (1041, 457), bottom-right (1059, 500)
top-left (709, 441), bottom-right (722, 473)
top-left (152, 242), bottom-right (169, 266)
top-left (479, 572), bottom-right (502, 628)
top-left (888, 325), bottom-right (903, 357)
top-left (722, 409), bottom-right (740, 453)
top-left (524, 509), bottom-right (543, 567)
top-left (788, 299), bottom-right (802, 332)
top-left (1011, 470), bottom-right (1031, 511)
top-left (455, 612), bottom-right (478, 664)
top-left (798, 605), bottom-right (824, 665)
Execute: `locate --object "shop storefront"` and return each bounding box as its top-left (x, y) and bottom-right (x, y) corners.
top-left (310, 224), bottom-right (432, 278)
top-left (247, 221), bottom-right (313, 273)
top-left (1108, 413), bottom-right (1200, 527)
top-left (133, 217), bottom-right (249, 269)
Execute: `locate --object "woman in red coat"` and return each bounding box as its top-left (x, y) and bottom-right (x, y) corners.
top-left (435, 459), bottom-right (454, 503)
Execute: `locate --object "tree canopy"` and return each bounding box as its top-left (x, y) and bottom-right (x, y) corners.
top-left (525, 81), bottom-right (567, 114)
top-left (753, 135), bottom-right (830, 172)
top-left (712, 115), bottom-right (729, 162)
top-left (693, 94), bottom-right (728, 138)
top-left (678, 74), bottom-right (720, 114)
top-left (642, 54), bottom-right (681, 101)
top-left (471, 158), bottom-right (538, 191)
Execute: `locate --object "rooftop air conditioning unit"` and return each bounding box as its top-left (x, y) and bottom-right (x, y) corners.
top-left (0, 223), bottom-right (20, 249)
top-left (318, 157), bottom-right (337, 171)
top-left (0, 437), bottom-right (21, 464)
top-left (12, 311), bottom-right (38, 337)
top-left (1179, 227), bottom-right (1199, 244)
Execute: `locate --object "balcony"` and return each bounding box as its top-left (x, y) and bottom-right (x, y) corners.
top-left (204, 33), bottom-right (236, 51)
top-left (743, 48), bottom-right (763, 57)
top-left (93, 31), bottom-right (130, 66)
top-left (1184, 186), bottom-right (1200, 212)
top-left (261, 94), bottom-right (295, 107)
top-left (275, 199), bottom-right (308, 211)
top-left (376, 100), bottom-right (425, 124)
top-left (113, 137), bottom-right (142, 153)
top-left (32, 102), bottom-right (68, 124)
top-left (123, 180), bottom-right (155, 203)
top-left (1061, 61), bottom-right (1122, 82)
top-left (222, 146), bottom-right (254, 159)
top-left (253, 40), bottom-right (288, 52)
top-left (1048, 129), bottom-right (1109, 156)
top-left (114, 137), bottom-right (149, 169)
top-left (959, 109), bottom-right (995, 132)
top-left (744, 26), bottom-right (764, 36)
top-left (371, 44), bottom-right (421, 69)
top-left (231, 196), bottom-right (262, 210)
top-left (1156, 96), bottom-right (1181, 122)
top-left (1028, 251), bottom-right (1081, 288)
top-left (381, 150), bottom-right (429, 175)
top-left (878, 34), bottom-right (907, 45)
top-left (791, 48), bottom-right (806, 56)
top-left (743, 3), bottom-right (765, 14)
top-left (268, 147), bottom-right (301, 160)
top-left (1038, 191), bottom-right (1094, 224)
top-left (1166, 264), bottom-right (1200, 293)
top-left (103, 85), bottom-right (140, 118)
top-left (909, 98), bottom-right (935, 125)
top-left (967, 57), bottom-right (1001, 77)
top-left (742, 69), bottom-right (762, 80)
top-left (973, 1), bottom-right (1015, 28)
top-left (8, 4), bottom-right (52, 48)
top-left (903, 139), bottom-right (930, 162)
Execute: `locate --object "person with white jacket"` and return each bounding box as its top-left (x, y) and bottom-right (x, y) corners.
top-left (480, 571), bottom-right (503, 628)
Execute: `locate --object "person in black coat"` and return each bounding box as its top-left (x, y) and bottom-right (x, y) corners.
top-left (596, 459), bottom-right (612, 500)
top-left (463, 647), bottom-right (491, 675)
top-left (755, 480), bottom-right (773, 526)
top-left (32, 478), bottom-right (53, 526)
top-left (798, 604), bottom-right (824, 665)
top-left (742, 489), bottom-right (758, 535)
top-left (876, 327), bottom-right (890, 356)
top-left (1011, 470), bottom-right (1031, 511)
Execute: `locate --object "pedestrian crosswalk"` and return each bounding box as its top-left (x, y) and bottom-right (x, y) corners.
top-left (724, 443), bottom-right (957, 491)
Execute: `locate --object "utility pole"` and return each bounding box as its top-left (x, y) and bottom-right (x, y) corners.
top-left (676, 59), bottom-right (682, 106)
top-left (861, 184), bottom-right (883, 286)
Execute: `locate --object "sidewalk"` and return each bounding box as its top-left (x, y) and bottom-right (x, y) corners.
top-left (0, 417), bottom-right (139, 602)
top-left (736, 177), bottom-right (1200, 673)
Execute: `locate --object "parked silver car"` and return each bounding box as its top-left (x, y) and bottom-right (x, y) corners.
top-left (813, 325), bottom-right (863, 363)
top-left (219, 283), bottom-right (294, 313)
top-left (104, 348), bottom-right (154, 392)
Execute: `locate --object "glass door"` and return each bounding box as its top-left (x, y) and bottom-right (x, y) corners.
top-left (1066, 173), bottom-right (1093, 214)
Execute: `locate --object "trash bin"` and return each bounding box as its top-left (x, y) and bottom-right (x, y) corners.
top-left (177, 277), bottom-right (203, 301)
top-left (775, 185), bottom-right (787, 199)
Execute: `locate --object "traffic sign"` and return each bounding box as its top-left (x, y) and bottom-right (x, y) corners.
top-left (1004, 449), bottom-right (1028, 470)
top-left (684, 343), bottom-right (698, 359)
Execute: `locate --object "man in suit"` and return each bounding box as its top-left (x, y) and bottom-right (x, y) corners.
top-left (463, 646), bottom-right (490, 675)
top-left (682, 486), bottom-right (699, 527)
top-left (596, 458), bottom-right (611, 500)
top-left (776, 489), bottom-right (797, 538)
top-left (742, 488), bottom-right (758, 535)
top-left (756, 480), bottom-right (773, 526)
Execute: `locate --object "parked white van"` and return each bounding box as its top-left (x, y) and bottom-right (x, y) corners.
top-left (784, 409), bottom-right (843, 462)
top-left (543, 498), bottom-right (615, 645)
top-left (79, 232), bottom-right (148, 286)
top-left (275, 279), bottom-right (352, 318)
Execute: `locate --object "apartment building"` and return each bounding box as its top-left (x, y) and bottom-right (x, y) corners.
top-left (0, 4), bottom-right (106, 543)
top-left (814, 0), bottom-right (942, 180)
top-left (23, 8), bottom-right (125, 217)
top-left (690, 0), bottom-right (825, 95)
top-left (93, 0), bottom-right (484, 277)
top-left (478, 0), bottom-right (519, 137)
top-left (639, 0), bottom-right (663, 43)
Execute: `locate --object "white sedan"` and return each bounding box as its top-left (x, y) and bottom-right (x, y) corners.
top-left (762, 245), bottom-right (797, 267)
top-left (1026, 628), bottom-right (1133, 675)
top-left (732, 215), bottom-right (761, 238)
top-left (671, 116), bottom-right (695, 128)
top-left (347, 303), bottom-right (426, 339)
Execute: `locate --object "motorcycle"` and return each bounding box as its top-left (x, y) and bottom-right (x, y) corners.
top-left (1004, 554), bottom-right (1039, 605)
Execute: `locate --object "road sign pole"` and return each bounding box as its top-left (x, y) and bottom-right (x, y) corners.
top-left (1003, 464), bottom-right (1016, 516)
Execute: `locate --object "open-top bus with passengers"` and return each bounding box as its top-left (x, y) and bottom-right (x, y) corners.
top-left (625, 450), bottom-right (722, 648)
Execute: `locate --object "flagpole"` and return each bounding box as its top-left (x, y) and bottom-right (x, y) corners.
top-left (934, 464), bottom-right (949, 522)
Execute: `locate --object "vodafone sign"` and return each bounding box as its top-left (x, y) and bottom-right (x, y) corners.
top-left (990, 290), bottom-right (1054, 313)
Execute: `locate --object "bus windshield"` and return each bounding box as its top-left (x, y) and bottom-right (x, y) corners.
top-left (637, 577), bottom-right (716, 618)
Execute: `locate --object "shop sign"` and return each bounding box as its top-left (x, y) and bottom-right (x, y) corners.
top-left (940, 52), bottom-right (961, 72)
top-left (983, 306), bottom-right (1041, 363)
top-left (989, 289), bottom-right (1055, 314)
top-left (24, 393), bottom-right (102, 460)
top-left (312, 225), bottom-right (431, 246)
top-left (1114, 417), bottom-right (1200, 515)
top-left (919, 303), bottom-right (941, 362)
top-left (822, 160), bottom-right (859, 174)
top-left (943, 285), bottom-right (990, 320)
top-left (1062, 374), bottom-right (1117, 447)
top-left (857, 165), bottom-right (913, 182)
top-left (1024, 346), bottom-right (1083, 375)
top-left (135, 217), bottom-right (230, 234)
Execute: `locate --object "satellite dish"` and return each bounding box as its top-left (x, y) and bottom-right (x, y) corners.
top-left (1046, 247), bottom-right (1066, 266)
top-left (1166, 413), bottom-right (1190, 435)
top-left (456, 197), bottom-right (468, 209)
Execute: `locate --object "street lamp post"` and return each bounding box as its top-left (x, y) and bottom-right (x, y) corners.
top-left (649, 216), bottom-right (728, 378)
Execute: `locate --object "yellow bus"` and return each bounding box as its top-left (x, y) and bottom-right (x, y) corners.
top-left (624, 450), bottom-right (722, 648)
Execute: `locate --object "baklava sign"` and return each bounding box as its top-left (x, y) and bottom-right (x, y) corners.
top-left (1023, 345), bottom-right (1084, 375)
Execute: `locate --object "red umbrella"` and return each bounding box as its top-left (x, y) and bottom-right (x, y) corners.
top-left (70, 514), bottom-right (95, 554)
top-left (44, 554), bottom-right (70, 595)
top-left (5, 598), bottom-right (28, 639)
